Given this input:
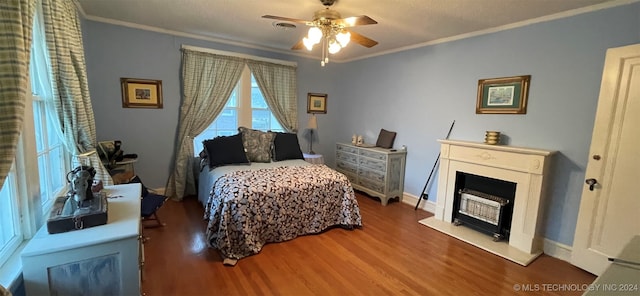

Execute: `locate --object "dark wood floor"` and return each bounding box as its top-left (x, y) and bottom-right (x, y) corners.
top-left (141, 192), bottom-right (595, 295)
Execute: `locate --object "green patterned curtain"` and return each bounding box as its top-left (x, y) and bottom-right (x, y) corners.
top-left (247, 60), bottom-right (298, 132)
top-left (165, 49), bottom-right (245, 200)
top-left (0, 0), bottom-right (35, 189)
top-left (40, 0), bottom-right (113, 185)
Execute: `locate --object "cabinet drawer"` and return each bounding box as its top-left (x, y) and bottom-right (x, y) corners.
top-left (358, 167), bottom-right (385, 183)
top-left (360, 149), bottom-right (387, 161)
top-left (341, 171), bottom-right (357, 183)
top-left (337, 151), bottom-right (358, 164)
top-left (336, 160), bottom-right (358, 175)
top-left (337, 144), bottom-right (358, 154)
top-left (358, 157), bottom-right (386, 171)
top-left (358, 178), bottom-right (385, 194)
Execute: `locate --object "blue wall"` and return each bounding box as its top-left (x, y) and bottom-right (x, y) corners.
top-left (83, 2), bottom-right (639, 246)
top-left (83, 22), bottom-right (336, 189)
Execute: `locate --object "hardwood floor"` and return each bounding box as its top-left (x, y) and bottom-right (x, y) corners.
top-left (141, 192), bottom-right (595, 295)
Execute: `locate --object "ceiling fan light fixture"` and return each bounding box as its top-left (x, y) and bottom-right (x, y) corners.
top-left (328, 39), bottom-right (341, 54)
top-left (303, 37), bottom-right (315, 51)
top-left (336, 30), bottom-right (350, 47)
top-left (308, 27), bottom-right (323, 44)
top-left (262, 0), bottom-right (378, 67)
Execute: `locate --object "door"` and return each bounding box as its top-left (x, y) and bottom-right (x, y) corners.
top-left (572, 43), bottom-right (640, 275)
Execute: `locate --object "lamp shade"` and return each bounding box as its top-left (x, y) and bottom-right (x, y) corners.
top-left (307, 115), bottom-right (318, 129)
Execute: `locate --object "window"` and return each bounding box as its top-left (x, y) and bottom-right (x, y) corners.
top-left (32, 96), bottom-right (67, 210)
top-left (194, 66), bottom-right (284, 153)
top-left (0, 0), bottom-right (69, 271)
top-left (0, 167), bottom-right (21, 266)
top-left (30, 3), bottom-right (68, 212)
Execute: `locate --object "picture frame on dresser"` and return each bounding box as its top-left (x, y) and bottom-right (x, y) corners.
top-left (476, 75), bottom-right (530, 114)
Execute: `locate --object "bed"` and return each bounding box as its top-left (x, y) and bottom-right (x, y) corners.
top-left (197, 128), bottom-right (362, 263)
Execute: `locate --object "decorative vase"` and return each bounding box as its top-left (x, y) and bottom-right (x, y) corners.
top-left (485, 131), bottom-right (501, 145)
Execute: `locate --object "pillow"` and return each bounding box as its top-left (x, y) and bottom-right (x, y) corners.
top-left (203, 133), bottom-right (250, 168)
top-left (375, 128), bottom-right (397, 149)
top-left (272, 132), bottom-right (304, 161)
top-left (238, 127), bottom-right (275, 163)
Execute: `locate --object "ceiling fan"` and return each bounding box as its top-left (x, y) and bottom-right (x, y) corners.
top-left (263, 0), bottom-right (378, 66)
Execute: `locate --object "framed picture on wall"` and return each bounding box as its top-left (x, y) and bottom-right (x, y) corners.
top-left (476, 75), bottom-right (530, 114)
top-left (307, 93), bottom-right (327, 114)
top-left (120, 78), bottom-right (163, 109)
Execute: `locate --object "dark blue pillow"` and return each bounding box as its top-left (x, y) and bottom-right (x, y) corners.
top-left (203, 133), bottom-right (250, 168)
top-left (272, 132), bottom-right (304, 161)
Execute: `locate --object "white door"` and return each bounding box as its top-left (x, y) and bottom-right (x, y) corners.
top-left (572, 43), bottom-right (640, 275)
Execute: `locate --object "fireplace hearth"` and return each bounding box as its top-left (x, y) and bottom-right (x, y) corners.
top-left (419, 140), bottom-right (554, 266)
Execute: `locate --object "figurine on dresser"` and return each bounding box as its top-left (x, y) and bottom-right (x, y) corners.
top-left (61, 165), bottom-right (96, 215)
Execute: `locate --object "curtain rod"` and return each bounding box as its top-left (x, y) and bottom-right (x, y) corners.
top-left (181, 45), bottom-right (297, 67)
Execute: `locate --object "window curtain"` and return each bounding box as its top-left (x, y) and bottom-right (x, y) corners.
top-left (40, 0), bottom-right (113, 185)
top-left (247, 60), bottom-right (298, 132)
top-left (0, 0), bottom-right (35, 189)
top-left (165, 49), bottom-right (245, 200)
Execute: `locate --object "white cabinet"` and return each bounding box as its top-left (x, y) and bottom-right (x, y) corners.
top-left (335, 143), bottom-right (406, 205)
top-left (21, 183), bottom-right (142, 296)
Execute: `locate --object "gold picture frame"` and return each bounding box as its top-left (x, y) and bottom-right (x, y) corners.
top-left (121, 78), bottom-right (163, 109)
top-left (476, 75), bottom-right (530, 114)
top-left (307, 93), bottom-right (327, 114)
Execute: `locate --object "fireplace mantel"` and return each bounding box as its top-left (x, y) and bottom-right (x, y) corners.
top-left (420, 139), bottom-right (555, 265)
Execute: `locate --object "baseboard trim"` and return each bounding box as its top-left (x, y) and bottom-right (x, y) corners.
top-left (543, 239), bottom-right (573, 263)
top-left (150, 187), bottom-right (166, 195)
top-left (401, 192), bottom-right (436, 213)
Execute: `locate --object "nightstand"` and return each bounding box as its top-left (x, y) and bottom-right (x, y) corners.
top-left (303, 153), bottom-right (324, 164)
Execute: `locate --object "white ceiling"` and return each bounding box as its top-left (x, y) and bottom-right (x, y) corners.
top-left (76, 0), bottom-right (626, 63)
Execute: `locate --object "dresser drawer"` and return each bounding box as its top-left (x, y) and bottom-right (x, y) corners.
top-left (358, 167), bottom-right (385, 183)
top-left (336, 151), bottom-right (358, 164)
top-left (360, 149), bottom-right (387, 161)
top-left (358, 157), bottom-right (386, 171)
top-left (341, 171), bottom-right (357, 183)
top-left (336, 160), bottom-right (358, 175)
top-left (337, 144), bottom-right (358, 154)
top-left (358, 178), bottom-right (385, 194)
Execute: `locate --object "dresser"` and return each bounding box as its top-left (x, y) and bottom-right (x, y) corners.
top-left (336, 143), bottom-right (406, 205)
top-left (21, 183), bottom-right (143, 296)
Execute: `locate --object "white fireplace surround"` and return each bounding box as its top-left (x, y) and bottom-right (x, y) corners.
top-left (420, 140), bottom-right (555, 266)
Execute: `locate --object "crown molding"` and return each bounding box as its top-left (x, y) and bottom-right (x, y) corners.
top-left (77, 0), bottom-right (638, 65)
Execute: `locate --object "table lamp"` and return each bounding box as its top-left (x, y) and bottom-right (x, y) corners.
top-left (307, 115), bottom-right (318, 154)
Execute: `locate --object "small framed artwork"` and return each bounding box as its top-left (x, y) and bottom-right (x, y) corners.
top-left (476, 75), bottom-right (531, 114)
top-left (120, 78), bottom-right (163, 109)
top-left (307, 93), bottom-right (327, 114)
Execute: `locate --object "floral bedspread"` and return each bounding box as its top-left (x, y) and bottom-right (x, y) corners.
top-left (204, 164), bottom-right (362, 260)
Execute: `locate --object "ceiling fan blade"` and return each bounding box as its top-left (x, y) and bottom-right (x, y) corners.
top-left (291, 39), bottom-right (305, 50)
top-left (336, 15), bottom-right (377, 27)
top-left (262, 15), bottom-right (312, 25)
top-left (348, 30), bottom-right (378, 48)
